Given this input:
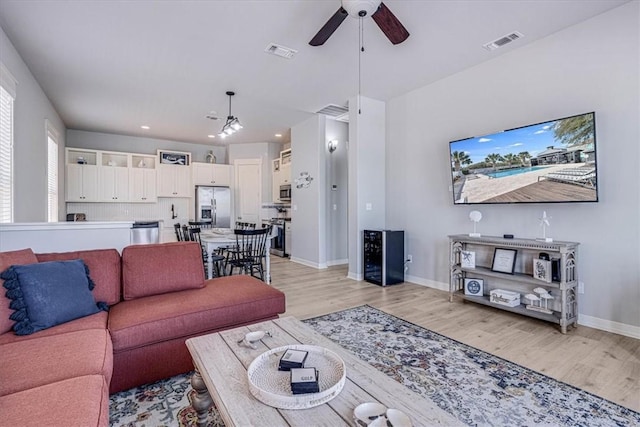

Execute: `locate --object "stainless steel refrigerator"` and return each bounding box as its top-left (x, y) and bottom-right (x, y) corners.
top-left (195, 186), bottom-right (231, 228)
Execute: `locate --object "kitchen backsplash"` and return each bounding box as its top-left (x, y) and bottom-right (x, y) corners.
top-left (66, 198), bottom-right (191, 228)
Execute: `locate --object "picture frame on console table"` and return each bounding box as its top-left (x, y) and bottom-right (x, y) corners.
top-left (491, 248), bottom-right (517, 274)
top-left (533, 258), bottom-right (552, 283)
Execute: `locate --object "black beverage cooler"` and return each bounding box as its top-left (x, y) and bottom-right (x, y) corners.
top-left (363, 230), bottom-right (404, 286)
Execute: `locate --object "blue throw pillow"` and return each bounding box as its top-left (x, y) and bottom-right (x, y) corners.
top-left (1, 259), bottom-right (108, 335)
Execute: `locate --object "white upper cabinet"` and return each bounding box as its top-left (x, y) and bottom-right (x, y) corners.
top-left (192, 162), bottom-right (232, 187)
top-left (66, 163), bottom-right (99, 202)
top-left (129, 154), bottom-right (157, 202)
top-left (99, 151), bottom-right (129, 202)
top-left (65, 149), bottom-right (99, 202)
top-left (99, 166), bottom-right (129, 202)
top-left (157, 163), bottom-right (192, 197)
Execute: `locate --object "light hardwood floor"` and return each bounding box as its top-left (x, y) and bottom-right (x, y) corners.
top-left (268, 257), bottom-right (640, 412)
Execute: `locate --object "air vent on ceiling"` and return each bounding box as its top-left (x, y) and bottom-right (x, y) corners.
top-left (205, 110), bottom-right (219, 120)
top-left (265, 43), bottom-right (298, 59)
top-left (316, 104), bottom-right (349, 117)
top-left (483, 31), bottom-right (524, 51)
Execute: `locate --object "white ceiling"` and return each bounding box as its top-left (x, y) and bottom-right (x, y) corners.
top-left (0, 0), bottom-right (628, 146)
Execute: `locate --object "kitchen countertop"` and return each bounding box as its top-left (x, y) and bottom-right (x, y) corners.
top-left (0, 221), bottom-right (134, 231)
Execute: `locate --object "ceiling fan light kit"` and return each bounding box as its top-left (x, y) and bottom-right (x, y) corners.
top-left (218, 91), bottom-right (242, 139)
top-left (309, 0), bottom-right (409, 46)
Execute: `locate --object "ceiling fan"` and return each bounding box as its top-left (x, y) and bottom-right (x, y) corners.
top-left (309, 0), bottom-right (409, 46)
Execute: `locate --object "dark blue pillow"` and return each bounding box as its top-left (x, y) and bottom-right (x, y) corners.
top-left (1, 259), bottom-right (108, 335)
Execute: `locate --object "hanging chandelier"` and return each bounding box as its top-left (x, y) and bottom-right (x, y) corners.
top-left (218, 91), bottom-right (242, 139)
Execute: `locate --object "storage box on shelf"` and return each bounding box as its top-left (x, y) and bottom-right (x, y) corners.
top-left (448, 234), bottom-right (579, 333)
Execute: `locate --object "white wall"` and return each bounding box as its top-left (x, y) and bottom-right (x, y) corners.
top-left (325, 120), bottom-right (349, 264)
top-left (1, 25), bottom-right (66, 222)
top-left (386, 2), bottom-right (639, 332)
top-left (290, 115), bottom-right (326, 267)
top-left (348, 97), bottom-right (386, 279)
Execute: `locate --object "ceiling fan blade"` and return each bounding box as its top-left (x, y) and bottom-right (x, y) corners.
top-left (309, 7), bottom-right (349, 46)
top-left (371, 2), bottom-right (410, 45)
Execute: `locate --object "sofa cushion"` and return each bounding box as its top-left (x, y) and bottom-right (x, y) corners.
top-left (109, 275), bottom-right (285, 352)
top-left (37, 249), bottom-right (121, 305)
top-left (0, 249), bottom-right (38, 335)
top-left (121, 241), bottom-right (205, 300)
top-left (1, 260), bottom-right (107, 335)
top-left (0, 375), bottom-right (109, 427)
top-left (0, 310), bottom-right (108, 345)
top-left (0, 329), bottom-right (113, 396)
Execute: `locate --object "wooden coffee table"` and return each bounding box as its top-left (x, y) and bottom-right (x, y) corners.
top-left (185, 316), bottom-right (458, 426)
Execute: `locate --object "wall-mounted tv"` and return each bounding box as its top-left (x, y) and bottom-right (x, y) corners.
top-left (449, 112), bottom-right (598, 204)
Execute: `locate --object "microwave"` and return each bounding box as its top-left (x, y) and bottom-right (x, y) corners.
top-left (279, 184), bottom-right (291, 201)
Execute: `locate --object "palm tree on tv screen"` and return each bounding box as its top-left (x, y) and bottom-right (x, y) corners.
top-left (518, 151), bottom-right (531, 166)
top-left (451, 151), bottom-right (471, 172)
top-left (554, 115), bottom-right (595, 147)
top-left (485, 153), bottom-right (504, 170)
top-left (503, 153), bottom-right (519, 166)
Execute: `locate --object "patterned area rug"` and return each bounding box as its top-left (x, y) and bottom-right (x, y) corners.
top-left (109, 305), bottom-right (639, 426)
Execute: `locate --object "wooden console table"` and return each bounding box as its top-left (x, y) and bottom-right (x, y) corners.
top-left (449, 234), bottom-right (579, 333)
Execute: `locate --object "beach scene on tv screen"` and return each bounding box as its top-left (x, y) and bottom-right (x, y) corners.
top-left (450, 112), bottom-right (597, 204)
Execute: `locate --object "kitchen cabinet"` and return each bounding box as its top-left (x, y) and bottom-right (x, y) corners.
top-left (272, 159), bottom-right (281, 202)
top-left (448, 234), bottom-right (579, 333)
top-left (66, 148), bottom-right (99, 202)
top-left (99, 166), bottom-right (129, 201)
top-left (129, 168), bottom-right (157, 202)
top-left (129, 154), bottom-right (157, 202)
top-left (280, 162), bottom-right (291, 184)
top-left (157, 163), bottom-right (191, 197)
top-left (192, 162), bottom-right (232, 187)
top-left (66, 164), bottom-right (99, 201)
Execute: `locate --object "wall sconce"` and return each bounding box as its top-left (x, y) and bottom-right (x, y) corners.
top-left (328, 139), bottom-right (338, 153)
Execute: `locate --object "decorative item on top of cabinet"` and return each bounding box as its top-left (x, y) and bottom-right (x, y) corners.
top-left (449, 234), bottom-right (579, 334)
top-left (158, 150), bottom-right (190, 166)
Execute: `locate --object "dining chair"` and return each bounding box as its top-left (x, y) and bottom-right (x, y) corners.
top-left (227, 227), bottom-right (270, 281)
top-left (235, 221), bottom-right (256, 230)
top-left (189, 220), bottom-right (213, 230)
top-left (174, 223), bottom-right (184, 241)
top-left (187, 226), bottom-right (225, 277)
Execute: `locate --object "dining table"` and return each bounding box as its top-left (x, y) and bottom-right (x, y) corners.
top-left (200, 230), bottom-right (273, 284)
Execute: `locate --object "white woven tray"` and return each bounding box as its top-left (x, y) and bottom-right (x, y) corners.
top-left (247, 344), bottom-right (346, 410)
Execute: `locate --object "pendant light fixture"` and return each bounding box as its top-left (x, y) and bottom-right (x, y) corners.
top-left (218, 91), bottom-right (242, 139)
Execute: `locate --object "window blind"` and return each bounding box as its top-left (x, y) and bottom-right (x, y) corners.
top-left (47, 121), bottom-right (59, 222)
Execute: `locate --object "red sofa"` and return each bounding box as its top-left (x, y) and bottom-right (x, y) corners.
top-left (0, 242), bottom-right (286, 427)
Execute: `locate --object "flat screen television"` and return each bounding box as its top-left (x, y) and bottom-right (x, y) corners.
top-left (449, 112), bottom-right (598, 204)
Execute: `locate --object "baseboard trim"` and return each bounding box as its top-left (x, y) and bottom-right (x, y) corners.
top-left (289, 257), bottom-right (328, 269)
top-left (578, 314), bottom-right (640, 339)
top-left (327, 259), bottom-right (348, 267)
top-left (404, 275), bottom-right (449, 291)
top-left (403, 276), bottom-right (640, 339)
top-left (347, 271), bottom-right (362, 281)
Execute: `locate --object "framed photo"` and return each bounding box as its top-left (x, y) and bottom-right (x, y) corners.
top-left (464, 278), bottom-right (484, 296)
top-left (533, 258), bottom-right (552, 283)
top-left (491, 248), bottom-right (517, 274)
top-left (460, 250), bottom-right (476, 269)
top-left (158, 150), bottom-right (190, 166)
